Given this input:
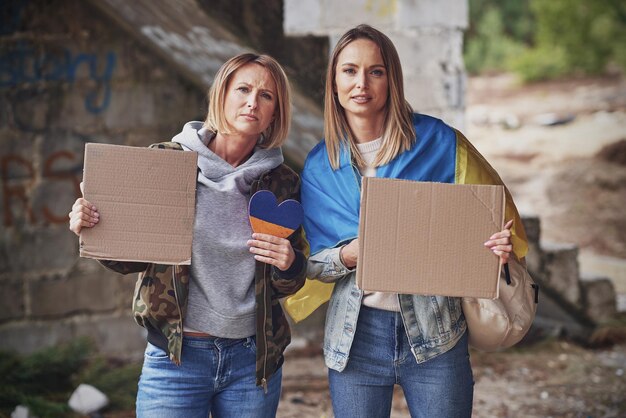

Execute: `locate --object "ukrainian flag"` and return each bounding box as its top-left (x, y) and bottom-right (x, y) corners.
top-left (285, 114), bottom-right (528, 323)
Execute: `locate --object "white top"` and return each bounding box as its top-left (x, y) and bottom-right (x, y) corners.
top-left (355, 138), bottom-right (401, 312)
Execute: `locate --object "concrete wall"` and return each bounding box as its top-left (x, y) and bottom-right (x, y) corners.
top-left (0, 0), bottom-right (205, 358)
top-left (284, 0), bottom-right (469, 128)
top-left (201, 0), bottom-right (329, 104)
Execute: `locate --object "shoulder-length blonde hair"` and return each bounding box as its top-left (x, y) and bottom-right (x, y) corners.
top-left (325, 24), bottom-right (415, 169)
top-left (204, 53), bottom-right (291, 149)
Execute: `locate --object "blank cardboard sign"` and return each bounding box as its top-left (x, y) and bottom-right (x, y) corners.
top-left (356, 177), bottom-right (505, 299)
top-left (80, 143), bottom-right (197, 265)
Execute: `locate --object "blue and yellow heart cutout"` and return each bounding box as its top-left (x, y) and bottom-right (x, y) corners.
top-left (248, 190), bottom-right (303, 238)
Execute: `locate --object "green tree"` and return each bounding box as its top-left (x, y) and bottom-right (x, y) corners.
top-left (466, 0), bottom-right (626, 80)
top-left (529, 0), bottom-right (623, 74)
top-left (467, 0), bottom-right (534, 42)
top-left (464, 6), bottom-right (526, 74)
top-left (511, 0), bottom-right (626, 80)
top-left (465, 0), bottom-right (532, 74)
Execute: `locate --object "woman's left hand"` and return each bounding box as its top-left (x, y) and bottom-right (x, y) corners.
top-left (247, 233), bottom-right (295, 271)
top-left (484, 219), bottom-right (514, 264)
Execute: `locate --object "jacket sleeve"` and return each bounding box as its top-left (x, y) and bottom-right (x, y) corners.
top-left (98, 260), bottom-right (148, 275)
top-left (96, 141), bottom-right (178, 276)
top-left (269, 174), bottom-right (309, 299)
top-left (307, 246), bottom-right (354, 283)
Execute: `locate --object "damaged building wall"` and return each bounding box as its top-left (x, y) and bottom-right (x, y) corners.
top-left (0, 0), bottom-right (205, 357)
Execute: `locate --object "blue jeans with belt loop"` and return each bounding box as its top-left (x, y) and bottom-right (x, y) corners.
top-left (328, 305), bottom-right (474, 418)
top-left (136, 335), bottom-right (281, 418)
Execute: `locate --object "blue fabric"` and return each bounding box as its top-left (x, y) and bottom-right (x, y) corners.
top-left (136, 336), bottom-right (281, 418)
top-left (328, 306), bottom-right (474, 418)
top-left (248, 190), bottom-right (303, 231)
top-left (301, 113), bottom-right (457, 254)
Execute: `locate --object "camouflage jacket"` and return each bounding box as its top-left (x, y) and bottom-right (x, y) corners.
top-left (99, 141), bottom-right (308, 389)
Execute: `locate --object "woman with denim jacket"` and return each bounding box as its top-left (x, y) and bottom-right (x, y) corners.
top-left (69, 53), bottom-right (307, 418)
top-left (300, 25), bottom-right (526, 418)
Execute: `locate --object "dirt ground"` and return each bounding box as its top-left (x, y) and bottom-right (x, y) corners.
top-left (278, 339), bottom-right (626, 418)
top-left (466, 74), bottom-right (626, 262)
top-left (467, 73), bottom-right (626, 311)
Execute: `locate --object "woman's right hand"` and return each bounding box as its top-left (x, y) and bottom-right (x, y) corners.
top-left (69, 198), bottom-right (99, 236)
top-left (339, 239), bottom-right (359, 268)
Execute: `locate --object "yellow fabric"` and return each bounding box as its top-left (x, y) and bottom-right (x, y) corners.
top-left (284, 279), bottom-right (334, 323)
top-left (284, 130), bottom-right (529, 323)
top-left (454, 130), bottom-right (528, 260)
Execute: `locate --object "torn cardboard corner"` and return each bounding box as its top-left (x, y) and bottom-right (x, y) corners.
top-left (356, 177), bottom-right (505, 299)
top-left (80, 143), bottom-right (198, 265)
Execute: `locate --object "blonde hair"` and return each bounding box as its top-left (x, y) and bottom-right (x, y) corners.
top-left (204, 53), bottom-right (291, 149)
top-left (324, 24), bottom-right (415, 169)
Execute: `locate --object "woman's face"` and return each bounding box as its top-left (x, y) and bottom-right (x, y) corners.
top-left (223, 63), bottom-right (277, 140)
top-left (334, 38), bottom-right (388, 124)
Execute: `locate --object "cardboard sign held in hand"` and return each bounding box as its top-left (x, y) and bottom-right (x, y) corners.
top-left (248, 190), bottom-right (303, 238)
top-left (357, 177), bottom-right (505, 299)
top-left (80, 143), bottom-right (198, 265)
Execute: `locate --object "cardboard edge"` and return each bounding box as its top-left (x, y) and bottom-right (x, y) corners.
top-left (355, 177), bottom-right (369, 290)
top-left (79, 249), bottom-right (192, 266)
top-left (494, 185), bottom-right (506, 299)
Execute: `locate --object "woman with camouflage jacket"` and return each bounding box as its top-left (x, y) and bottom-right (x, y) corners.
top-left (69, 53), bottom-right (308, 418)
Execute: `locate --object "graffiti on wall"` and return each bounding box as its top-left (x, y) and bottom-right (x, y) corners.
top-left (1, 0), bottom-right (117, 113)
top-left (1, 151), bottom-right (81, 226)
top-left (0, 42), bottom-right (117, 114)
top-left (0, 43), bottom-right (114, 225)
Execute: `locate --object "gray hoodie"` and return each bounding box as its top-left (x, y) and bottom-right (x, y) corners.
top-left (173, 121), bottom-right (284, 338)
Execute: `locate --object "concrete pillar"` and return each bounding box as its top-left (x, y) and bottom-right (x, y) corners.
top-left (284, 0), bottom-right (469, 128)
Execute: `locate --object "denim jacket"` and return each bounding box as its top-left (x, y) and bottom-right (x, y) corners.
top-left (308, 247), bottom-right (467, 371)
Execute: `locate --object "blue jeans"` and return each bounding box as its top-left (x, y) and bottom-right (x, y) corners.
top-left (329, 306), bottom-right (474, 418)
top-left (136, 335), bottom-right (281, 418)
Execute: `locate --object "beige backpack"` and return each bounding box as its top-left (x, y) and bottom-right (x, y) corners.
top-left (462, 257), bottom-right (539, 351)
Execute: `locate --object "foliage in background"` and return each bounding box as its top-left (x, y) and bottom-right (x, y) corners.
top-left (467, 0), bottom-right (536, 42)
top-left (464, 6), bottom-right (527, 74)
top-left (465, 0), bottom-right (626, 81)
top-left (0, 339), bottom-right (141, 418)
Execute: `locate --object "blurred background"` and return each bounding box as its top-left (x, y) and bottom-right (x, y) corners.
top-left (1, 0), bottom-right (625, 417)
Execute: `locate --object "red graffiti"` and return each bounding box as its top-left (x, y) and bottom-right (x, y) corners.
top-left (1, 151), bottom-right (81, 226)
top-left (1, 155), bottom-right (35, 226)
